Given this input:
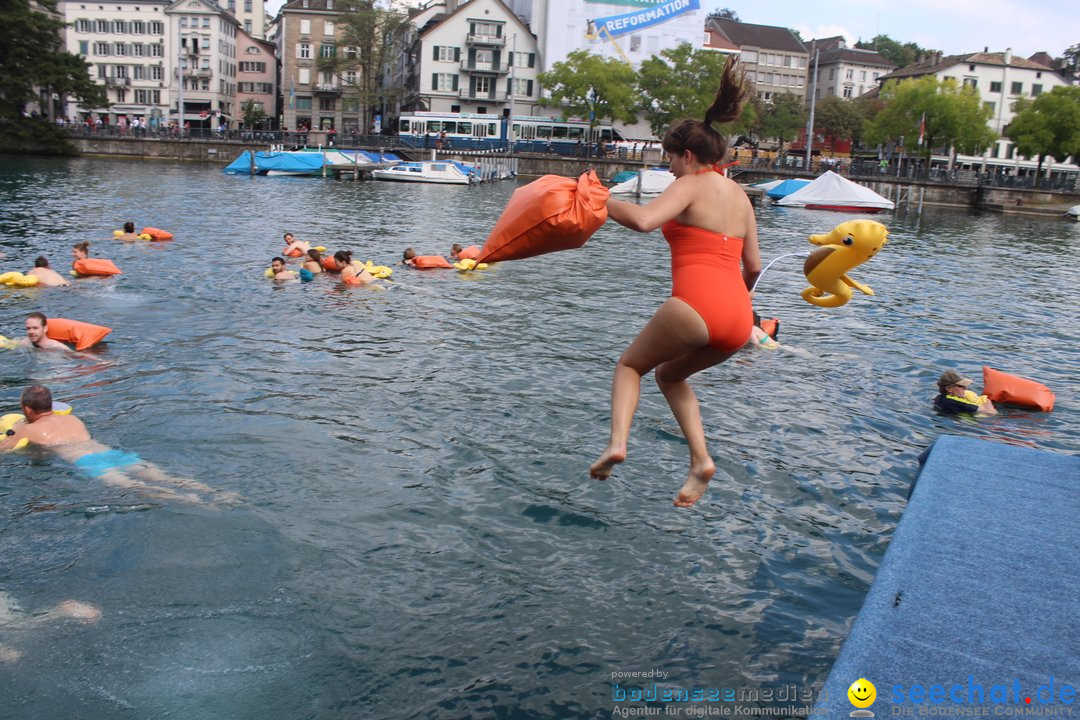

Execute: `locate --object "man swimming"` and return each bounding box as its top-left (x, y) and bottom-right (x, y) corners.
top-left (16, 313), bottom-right (70, 351)
top-left (26, 257), bottom-right (70, 287)
top-left (1, 385), bottom-right (232, 504)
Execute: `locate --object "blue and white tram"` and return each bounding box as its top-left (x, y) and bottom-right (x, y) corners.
top-left (396, 112), bottom-right (623, 155)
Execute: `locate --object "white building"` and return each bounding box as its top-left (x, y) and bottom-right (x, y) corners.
top-left (506, 0), bottom-right (705, 71)
top-left (392, 0), bottom-right (541, 116)
top-left (807, 36), bottom-right (894, 101)
top-left (61, 0), bottom-right (172, 126)
top-left (166, 0), bottom-right (241, 129)
top-left (878, 50), bottom-right (1076, 171)
top-left (218, 0), bottom-right (266, 37)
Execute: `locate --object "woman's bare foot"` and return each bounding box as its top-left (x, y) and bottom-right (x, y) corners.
top-left (589, 443), bottom-right (626, 479)
top-left (673, 458), bottom-right (715, 507)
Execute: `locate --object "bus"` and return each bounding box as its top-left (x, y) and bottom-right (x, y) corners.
top-left (396, 112), bottom-right (623, 155)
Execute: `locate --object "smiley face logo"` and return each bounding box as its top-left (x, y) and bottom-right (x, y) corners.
top-left (848, 678), bottom-right (876, 709)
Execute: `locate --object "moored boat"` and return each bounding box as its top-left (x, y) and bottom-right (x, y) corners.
top-left (370, 160), bottom-right (473, 185)
top-left (1066, 205), bottom-right (1080, 221)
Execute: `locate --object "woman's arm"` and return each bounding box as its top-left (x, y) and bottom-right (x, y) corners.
top-left (740, 211), bottom-right (762, 290)
top-left (606, 178), bottom-right (695, 233)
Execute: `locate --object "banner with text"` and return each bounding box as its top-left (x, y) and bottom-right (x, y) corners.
top-left (587, 0), bottom-right (700, 39)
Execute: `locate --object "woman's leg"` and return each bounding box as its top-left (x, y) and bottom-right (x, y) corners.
top-left (655, 346), bottom-right (739, 506)
top-left (590, 299), bottom-right (709, 479)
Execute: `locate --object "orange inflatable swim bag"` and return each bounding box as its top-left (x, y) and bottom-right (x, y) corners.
top-left (982, 366), bottom-right (1054, 412)
top-left (141, 227), bottom-right (173, 241)
top-left (284, 247), bottom-right (304, 257)
top-left (411, 255), bottom-right (453, 269)
top-left (456, 245), bottom-right (481, 260)
top-left (321, 257), bottom-right (339, 272)
top-left (73, 258), bottom-right (122, 276)
top-left (477, 170), bottom-right (609, 263)
top-left (45, 318), bottom-right (112, 350)
top-left (759, 318), bottom-right (779, 340)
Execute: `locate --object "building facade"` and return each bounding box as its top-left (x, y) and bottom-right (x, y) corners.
top-left (218, 0), bottom-right (266, 37)
top-left (166, 0), bottom-right (240, 129)
top-left (61, 0), bottom-right (172, 126)
top-left (877, 50), bottom-right (1076, 170)
top-left (807, 36), bottom-right (894, 100)
top-left (236, 27), bottom-right (277, 127)
top-left (707, 18), bottom-right (808, 104)
top-left (393, 0), bottom-right (541, 117)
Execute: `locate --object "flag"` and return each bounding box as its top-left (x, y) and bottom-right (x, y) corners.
top-left (918, 112), bottom-right (926, 146)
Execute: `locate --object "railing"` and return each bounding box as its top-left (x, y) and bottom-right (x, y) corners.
top-left (314, 82), bottom-right (341, 93)
top-left (457, 88), bottom-right (500, 100)
top-left (105, 77), bottom-right (132, 86)
top-left (466, 33), bottom-right (505, 46)
top-left (459, 60), bottom-right (509, 74)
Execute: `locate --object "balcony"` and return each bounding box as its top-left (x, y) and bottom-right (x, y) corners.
top-left (459, 60), bottom-right (508, 74)
top-left (314, 82), bottom-right (341, 95)
top-left (466, 33), bottom-right (505, 47)
top-left (183, 68), bottom-right (213, 78)
top-left (105, 77), bottom-right (131, 86)
top-left (458, 88), bottom-right (504, 102)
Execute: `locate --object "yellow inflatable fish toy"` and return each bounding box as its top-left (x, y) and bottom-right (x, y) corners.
top-left (801, 220), bottom-right (888, 308)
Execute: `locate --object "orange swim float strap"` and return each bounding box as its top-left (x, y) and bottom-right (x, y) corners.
top-left (46, 318), bottom-right (112, 350)
top-left (477, 170), bottom-right (609, 264)
top-left (73, 258), bottom-right (123, 276)
top-left (283, 247), bottom-right (304, 257)
top-left (456, 245), bottom-right (481, 260)
top-left (140, 227), bottom-right (173, 241)
top-left (982, 366), bottom-right (1054, 412)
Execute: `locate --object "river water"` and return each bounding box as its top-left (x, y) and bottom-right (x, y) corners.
top-left (0, 156), bottom-right (1077, 719)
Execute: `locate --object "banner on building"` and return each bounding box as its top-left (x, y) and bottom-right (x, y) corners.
top-left (585, 0), bottom-right (700, 40)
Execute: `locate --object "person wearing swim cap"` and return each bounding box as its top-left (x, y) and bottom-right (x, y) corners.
top-left (1, 385), bottom-right (233, 504)
top-left (934, 369), bottom-right (997, 415)
top-left (16, 313), bottom-right (70, 351)
top-left (26, 257), bottom-right (70, 287)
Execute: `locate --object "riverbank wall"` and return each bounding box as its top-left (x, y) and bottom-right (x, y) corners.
top-left (66, 137), bottom-right (1080, 217)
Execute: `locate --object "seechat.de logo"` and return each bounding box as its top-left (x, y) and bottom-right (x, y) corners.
top-left (848, 678), bottom-right (877, 717)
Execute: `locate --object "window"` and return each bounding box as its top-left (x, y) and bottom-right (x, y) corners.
top-left (470, 22), bottom-right (500, 38)
top-left (295, 96), bottom-right (312, 110)
top-left (432, 72), bottom-right (457, 91)
top-left (132, 44), bottom-right (144, 57)
top-left (258, 83), bottom-right (272, 93)
top-left (150, 44), bottom-right (163, 57)
top-left (1011, 81), bottom-right (1022, 95)
top-left (344, 70), bottom-right (356, 84)
top-left (244, 0), bottom-right (252, 9)
top-left (150, 21), bottom-right (163, 35)
top-left (300, 19), bottom-right (311, 34)
top-left (202, 17), bottom-right (210, 27)
top-left (245, 20), bottom-right (251, 33)
top-left (984, 101), bottom-right (995, 114)
top-left (798, 57), bottom-right (807, 69)
top-left (475, 49), bottom-right (493, 67)
top-left (115, 89), bottom-right (126, 102)
top-left (511, 52), bottom-right (534, 68)
top-left (990, 81), bottom-right (1001, 92)
top-left (320, 44), bottom-right (335, 58)
top-left (135, 89), bottom-right (148, 103)
top-left (298, 68), bottom-right (310, 84)
top-left (435, 45), bottom-right (458, 61)
top-left (133, 65), bottom-right (145, 79)
top-left (969, 64), bottom-right (975, 71)
top-left (475, 76), bottom-right (491, 95)
top-left (963, 78), bottom-right (977, 89)
top-left (76, 19), bottom-right (92, 32)
top-left (784, 55), bottom-right (792, 67)
top-left (629, 35), bottom-right (640, 52)
top-left (859, 70), bottom-right (866, 81)
top-left (318, 97), bottom-right (334, 111)
top-left (324, 20), bottom-right (334, 35)
top-left (240, 61), bottom-right (266, 72)
top-left (828, 68), bottom-right (835, 80)
top-left (79, 40), bottom-right (89, 54)
top-left (742, 49), bottom-right (757, 63)
top-left (508, 77), bottom-right (533, 96)
top-left (113, 20), bottom-right (126, 33)
top-left (342, 97), bottom-right (359, 112)
top-left (97, 64), bottom-right (106, 78)
top-left (845, 68), bottom-right (853, 79)
top-left (94, 41), bottom-right (109, 55)
top-left (151, 66), bottom-right (163, 80)
top-left (96, 19), bottom-right (109, 32)
top-left (201, 38), bottom-right (210, 49)
top-left (873, 71), bottom-right (879, 80)
top-left (843, 86), bottom-right (853, 98)
top-left (1031, 84), bottom-right (1042, 96)
top-left (297, 43), bottom-right (311, 59)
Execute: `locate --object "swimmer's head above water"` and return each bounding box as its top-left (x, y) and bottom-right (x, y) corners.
top-left (123, 221), bottom-right (135, 233)
top-left (402, 247), bottom-right (416, 261)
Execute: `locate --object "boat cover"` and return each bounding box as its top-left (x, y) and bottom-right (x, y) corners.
top-left (777, 170), bottom-right (894, 209)
top-left (223, 151), bottom-right (325, 175)
top-left (765, 178), bottom-right (811, 199)
top-left (610, 169), bottom-right (675, 195)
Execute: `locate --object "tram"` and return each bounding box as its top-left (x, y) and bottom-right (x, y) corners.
top-left (396, 112), bottom-right (623, 154)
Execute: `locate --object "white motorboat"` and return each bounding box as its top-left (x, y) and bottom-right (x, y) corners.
top-left (1066, 205), bottom-right (1080, 221)
top-left (371, 161), bottom-right (472, 185)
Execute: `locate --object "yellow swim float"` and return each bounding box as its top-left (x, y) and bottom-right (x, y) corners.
top-left (452, 259), bottom-right (489, 271)
top-left (0, 271), bottom-right (40, 287)
top-left (362, 261), bottom-right (393, 279)
top-left (2, 402), bottom-right (72, 450)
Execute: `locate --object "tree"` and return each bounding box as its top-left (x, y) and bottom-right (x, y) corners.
top-left (241, 99), bottom-right (267, 129)
top-left (854, 34), bottom-right (934, 69)
top-left (706, 8), bottom-right (739, 21)
top-left (0, 0), bottom-right (107, 120)
top-left (812, 95), bottom-right (861, 145)
top-left (636, 44), bottom-right (730, 137)
top-left (863, 76), bottom-right (996, 162)
top-left (1063, 43), bottom-right (1080, 72)
top-left (1008, 87), bottom-right (1080, 184)
top-left (538, 50), bottom-right (638, 133)
top-left (319, 0), bottom-right (408, 132)
top-left (758, 93), bottom-right (805, 159)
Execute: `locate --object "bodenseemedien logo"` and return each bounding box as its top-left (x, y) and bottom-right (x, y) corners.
top-left (847, 678), bottom-right (877, 717)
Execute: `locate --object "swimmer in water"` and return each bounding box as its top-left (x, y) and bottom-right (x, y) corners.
top-left (14, 312), bottom-right (71, 351)
top-left (0, 590), bottom-right (101, 662)
top-left (302, 248), bottom-right (324, 275)
top-left (71, 241), bottom-right (90, 267)
top-left (26, 257), bottom-right (70, 287)
top-left (1, 385), bottom-right (235, 504)
top-left (116, 221), bottom-right (141, 242)
top-left (270, 256), bottom-right (296, 282)
top-left (589, 56), bottom-right (761, 507)
top-left (337, 250), bottom-right (374, 285)
top-left (282, 232), bottom-right (310, 258)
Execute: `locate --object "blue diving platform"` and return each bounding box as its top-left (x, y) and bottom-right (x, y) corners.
top-left (814, 435), bottom-right (1079, 716)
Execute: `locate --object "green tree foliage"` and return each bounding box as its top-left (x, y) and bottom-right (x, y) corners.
top-left (636, 43), bottom-right (730, 137)
top-left (863, 76), bottom-right (996, 160)
top-left (241, 99), bottom-right (267, 128)
top-left (758, 93), bottom-right (805, 158)
top-left (706, 8), bottom-right (738, 21)
top-left (319, 0), bottom-right (408, 130)
top-left (854, 34), bottom-right (934, 69)
top-left (1063, 43), bottom-right (1080, 72)
top-left (0, 0), bottom-right (107, 119)
top-left (538, 49), bottom-right (638, 130)
top-left (1007, 87), bottom-right (1080, 182)
top-left (812, 95), bottom-right (860, 143)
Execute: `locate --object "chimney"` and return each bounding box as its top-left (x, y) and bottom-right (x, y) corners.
top-left (984, 46), bottom-right (988, 53)
top-left (1004, 47), bottom-right (1012, 64)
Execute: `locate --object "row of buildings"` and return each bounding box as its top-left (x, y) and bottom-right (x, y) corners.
top-left (54, 0), bottom-right (1078, 170)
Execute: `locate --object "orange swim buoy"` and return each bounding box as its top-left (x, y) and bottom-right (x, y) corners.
top-left (45, 318), bottom-right (112, 351)
top-left (759, 318), bottom-right (779, 340)
top-left (456, 245), bottom-right (481, 260)
top-left (322, 257), bottom-right (339, 272)
top-left (284, 247), bottom-right (304, 257)
top-left (73, 258), bottom-right (122, 276)
top-left (477, 170), bottom-right (609, 263)
top-left (410, 255), bottom-right (453, 269)
top-left (982, 366), bottom-right (1055, 412)
top-left (141, 227), bottom-right (173, 241)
